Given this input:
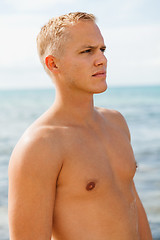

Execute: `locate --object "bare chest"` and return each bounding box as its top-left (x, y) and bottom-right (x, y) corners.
top-left (57, 125), bottom-right (137, 197)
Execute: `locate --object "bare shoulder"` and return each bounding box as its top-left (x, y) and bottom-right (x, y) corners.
top-left (9, 123), bottom-right (64, 181)
top-left (96, 107), bottom-right (131, 141)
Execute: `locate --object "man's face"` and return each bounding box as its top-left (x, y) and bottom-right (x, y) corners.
top-left (57, 21), bottom-right (107, 94)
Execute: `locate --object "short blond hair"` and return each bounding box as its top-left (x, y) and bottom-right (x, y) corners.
top-left (37, 12), bottom-right (96, 74)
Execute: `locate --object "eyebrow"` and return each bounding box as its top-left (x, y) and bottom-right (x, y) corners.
top-left (80, 45), bottom-right (106, 50)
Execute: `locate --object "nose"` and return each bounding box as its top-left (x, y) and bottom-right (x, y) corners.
top-left (94, 51), bottom-right (107, 67)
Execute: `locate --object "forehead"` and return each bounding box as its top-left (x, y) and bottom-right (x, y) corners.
top-left (66, 21), bottom-right (105, 49)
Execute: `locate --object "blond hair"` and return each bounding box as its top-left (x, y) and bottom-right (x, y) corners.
top-left (37, 12), bottom-right (96, 74)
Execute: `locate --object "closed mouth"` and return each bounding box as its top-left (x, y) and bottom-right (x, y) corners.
top-left (92, 71), bottom-right (106, 77)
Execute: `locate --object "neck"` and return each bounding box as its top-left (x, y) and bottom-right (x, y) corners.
top-left (52, 87), bottom-right (97, 125)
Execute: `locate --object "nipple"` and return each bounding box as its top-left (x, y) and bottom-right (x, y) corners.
top-left (86, 181), bottom-right (96, 191)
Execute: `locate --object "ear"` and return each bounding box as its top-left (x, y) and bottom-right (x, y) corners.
top-left (45, 55), bottom-right (59, 73)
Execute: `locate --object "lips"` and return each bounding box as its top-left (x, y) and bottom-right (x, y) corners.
top-left (92, 70), bottom-right (106, 77)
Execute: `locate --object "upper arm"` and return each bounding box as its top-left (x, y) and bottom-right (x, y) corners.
top-left (8, 132), bottom-right (63, 240)
top-left (132, 181), bottom-right (153, 240)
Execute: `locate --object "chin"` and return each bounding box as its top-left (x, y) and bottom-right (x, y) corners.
top-left (93, 82), bottom-right (108, 94)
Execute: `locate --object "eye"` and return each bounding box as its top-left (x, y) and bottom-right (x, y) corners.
top-left (100, 48), bottom-right (106, 53)
top-left (81, 49), bottom-right (92, 54)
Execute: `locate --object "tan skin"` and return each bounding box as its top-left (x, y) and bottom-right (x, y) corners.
top-left (8, 21), bottom-right (152, 240)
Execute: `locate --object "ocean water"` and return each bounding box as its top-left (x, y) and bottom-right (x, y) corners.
top-left (0, 86), bottom-right (160, 239)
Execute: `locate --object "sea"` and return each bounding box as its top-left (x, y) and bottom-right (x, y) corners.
top-left (0, 85), bottom-right (160, 239)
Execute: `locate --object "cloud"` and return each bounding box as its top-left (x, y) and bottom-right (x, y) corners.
top-left (102, 24), bottom-right (160, 85)
top-left (103, 24), bottom-right (160, 66)
top-left (0, 14), bottom-right (39, 67)
top-left (5, 0), bottom-right (75, 11)
top-left (0, 0), bottom-right (160, 88)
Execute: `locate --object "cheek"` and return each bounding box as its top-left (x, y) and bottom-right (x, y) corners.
top-left (62, 57), bottom-right (91, 78)
top-left (74, 61), bottom-right (90, 74)
top-left (68, 63), bottom-right (83, 76)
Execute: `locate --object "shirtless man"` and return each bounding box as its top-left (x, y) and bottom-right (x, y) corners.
top-left (8, 12), bottom-right (152, 240)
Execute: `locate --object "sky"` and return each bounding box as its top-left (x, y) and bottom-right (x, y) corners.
top-left (0, 0), bottom-right (160, 89)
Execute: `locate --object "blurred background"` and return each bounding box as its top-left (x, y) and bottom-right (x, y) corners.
top-left (0, 0), bottom-right (160, 239)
